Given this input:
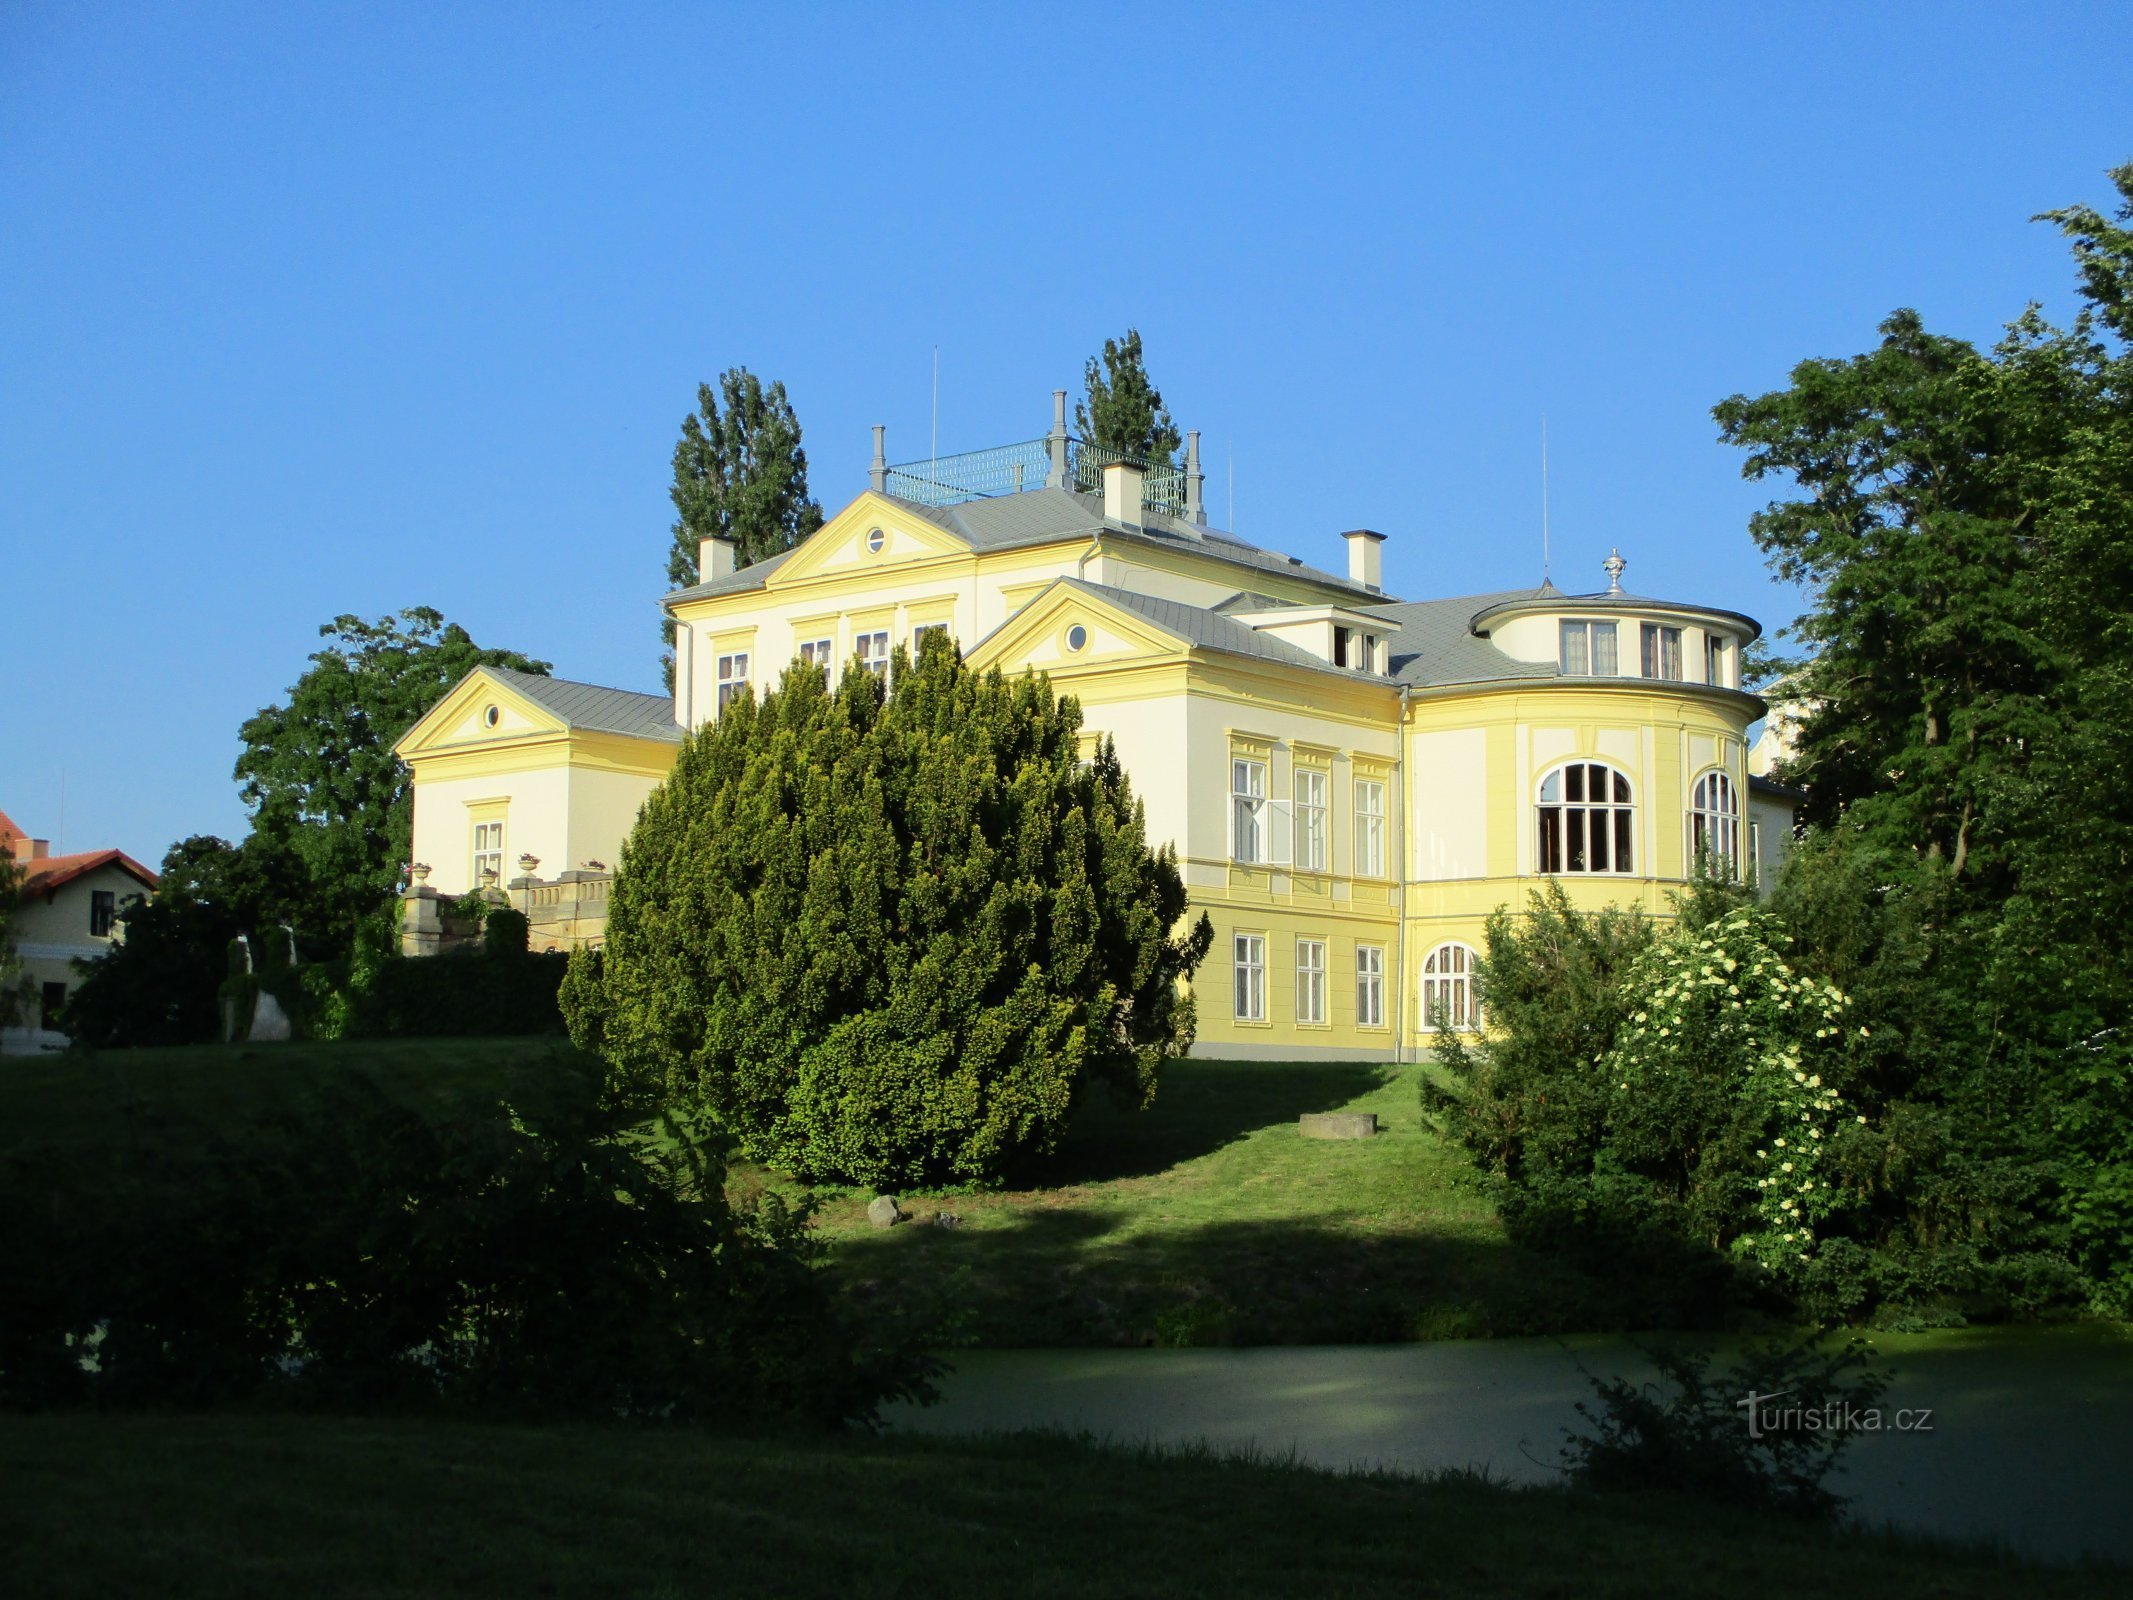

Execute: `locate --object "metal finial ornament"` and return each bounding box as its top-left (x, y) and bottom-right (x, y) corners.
top-left (1602, 549), bottom-right (1627, 594)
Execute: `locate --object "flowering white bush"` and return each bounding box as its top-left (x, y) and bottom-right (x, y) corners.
top-left (1601, 906), bottom-right (1860, 1276)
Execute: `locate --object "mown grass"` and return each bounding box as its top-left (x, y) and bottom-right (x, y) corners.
top-left (738, 1059), bottom-right (1750, 1347)
top-left (2, 1412), bottom-right (2115, 1600)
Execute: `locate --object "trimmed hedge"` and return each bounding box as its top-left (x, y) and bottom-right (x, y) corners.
top-left (344, 951), bottom-right (568, 1038)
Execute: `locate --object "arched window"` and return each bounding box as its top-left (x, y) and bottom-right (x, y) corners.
top-left (1422, 942), bottom-right (1481, 1030)
top-left (1538, 761), bottom-right (1635, 874)
top-left (1690, 769), bottom-right (1739, 876)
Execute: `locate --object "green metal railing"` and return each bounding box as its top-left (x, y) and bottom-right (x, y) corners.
top-left (885, 436), bottom-right (1191, 516)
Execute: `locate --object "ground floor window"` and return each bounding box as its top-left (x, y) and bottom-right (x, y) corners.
top-left (1356, 944), bottom-right (1385, 1027)
top-left (1296, 938), bottom-right (1327, 1024)
top-left (855, 630), bottom-right (891, 677)
top-left (1423, 942), bottom-right (1480, 1030)
top-left (1233, 933), bottom-right (1266, 1021)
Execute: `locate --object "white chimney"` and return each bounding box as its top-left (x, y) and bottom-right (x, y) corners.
top-left (1102, 461), bottom-right (1145, 530)
top-left (698, 536), bottom-right (737, 583)
top-left (1342, 528), bottom-right (1386, 593)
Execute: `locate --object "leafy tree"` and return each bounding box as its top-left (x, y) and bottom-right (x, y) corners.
top-left (60, 836), bottom-right (296, 1048)
top-left (570, 633), bottom-right (1212, 1187)
top-left (662, 369), bottom-right (826, 688)
top-left (0, 852), bottom-right (30, 1029)
top-left (234, 609), bottom-right (548, 957)
top-left (1704, 162), bottom-right (2133, 1314)
top-left (1076, 329), bottom-right (1184, 471)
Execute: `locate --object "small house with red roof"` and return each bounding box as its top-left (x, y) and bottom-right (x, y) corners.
top-left (2, 807), bottom-right (158, 1053)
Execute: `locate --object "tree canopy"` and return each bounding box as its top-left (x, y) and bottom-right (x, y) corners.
top-left (663, 369), bottom-right (825, 687)
top-left (1076, 329), bottom-right (1183, 470)
top-left (568, 634), bottom-right (1211, 1188)
top-left (1706, 162), bottom-right (2133, 1312)
top-left (234, 609), bottom-right (548, 956)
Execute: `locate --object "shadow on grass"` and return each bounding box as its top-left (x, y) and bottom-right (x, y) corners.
top-left (834, 1205), bottom-right (1759, 1349)
top-left (1003, 1059), bottom-right (1391, 1190)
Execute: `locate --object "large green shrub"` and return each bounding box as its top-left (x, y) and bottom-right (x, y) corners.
top-left (343, 950), bottom-right (568, 1037)
top-left (570, 635), bottom-right (1211, 1187)
top-left (0, 1053), bottom-right (934, 1424)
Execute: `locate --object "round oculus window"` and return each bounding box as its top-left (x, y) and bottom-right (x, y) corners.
top-left (483, 705), bottom-right (501, 728)
top-left (865, 527), bottom-right (887, 553)
top-left (1065, 624), bottom-right (1089, 652)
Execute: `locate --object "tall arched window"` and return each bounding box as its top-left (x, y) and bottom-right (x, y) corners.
top-left (1690, 769), bottom-right (1739, 876)
top-left (1422, 942), bottom-right (1481, 1030)
top-left (1538, 761), bottom-right (1635, 874)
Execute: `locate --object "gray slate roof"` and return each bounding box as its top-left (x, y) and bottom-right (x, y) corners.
top-left (484, 666), bottom-right (683, 741)
top-left (662, 487), bottom-right (1390, 607)
top-left (1358, 590), bottom-right (1564, 689)
top-left (1044, 579), bottom-right (1392, 684)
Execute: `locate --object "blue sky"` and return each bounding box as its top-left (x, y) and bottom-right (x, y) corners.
top-left (2, 2), bottom-right (2127, 864)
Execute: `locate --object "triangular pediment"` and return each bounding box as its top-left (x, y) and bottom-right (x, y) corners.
top-left (966, 580), bottom-right (1189, 677)
top-left (394, 667), bottom-right (570, 758)
top-left (765, 492), bottom-right (973, 588)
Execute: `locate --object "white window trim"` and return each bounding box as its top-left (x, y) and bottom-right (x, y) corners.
top-left (1355, 943), bottom-right (1386, 1029)
top-left (1354, 777), bottom-right (1386, 878)
top-left (1689, 767), bottom-right (1742, 879)
top-left (1296, 937), bottom-right (1328, 1026)
top-left (1536, 760), bottom-right (1637, 877)
top-left (1293, 768), bottom-right (1328, 873)
top-left (1231, 757), bottom-right (1268, 865)
top-left (1422, 941), bottom-right (1481, 1031)
top-left (1233, 932), bottom-right (1267, 1022)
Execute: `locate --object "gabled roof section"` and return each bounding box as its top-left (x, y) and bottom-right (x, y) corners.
top-left (1017, 579), bottom-right (1396, 684)
top-left (661, 486), bottom-right (1394, 608)
top-left (18, 849), bottom-right (159, 900)
top-left (0, 808), bottom-right (25, 853)
top-left (480, 667), bottom-right (682, 741)
top-left (1360, 589), bottom-right (1565, 689)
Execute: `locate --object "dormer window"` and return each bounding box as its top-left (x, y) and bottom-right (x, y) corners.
top-left (1641, 624), bottom-right (1684, 681)
top-left (1560, 620), bottom-right (1619, 676)
top-left (1334, 625), bottom-right (1352, 668)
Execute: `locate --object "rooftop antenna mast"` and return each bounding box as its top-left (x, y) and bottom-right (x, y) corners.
top-left (1541, 415), bottom-right (1551, 584)
top-left (930, 346), bottom-right (939, 475)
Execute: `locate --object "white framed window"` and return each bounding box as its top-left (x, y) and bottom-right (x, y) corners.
top-left (1538, 761), bottom-right (1635, 874)
top-left (1233, 933), bottom-right (1266, 1021)
top-left (1294, 768), bottom-right (1327, 871)
top-left (1355, 944), bottom-right (1385, 1027)
top-left (1705, 633), bottom-right (1729, 686)
top-left (1749, 818), bottom-right (1763, 881)
top-left (1559, 619), bottom-right (1619, 675)
top-left (716, 652), bottom-right (750, 711)
top-left (1641, 623), bottom-right (1683, 680)
top-left (798, 637), bottom-right (835, 669)
top-left (1354, 778), bottom-right (1386, 877)
top-left (912, 621), bottom-right (950, 651)
top-left (1423, 942), bottom-right (1481, 1030)
top-left (472, 819), bottom-right (505, 889)
top-left (1296, 937), bottom-right (1327, 1025)
top-left (1231, 758), bottom-right (1267, 864)
top-left (1690, 769), bottom-right (1740, 876)
top-left (855, 630), bottom-right (890, 677)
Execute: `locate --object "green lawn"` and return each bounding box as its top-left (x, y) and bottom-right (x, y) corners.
top-left (738, 1059), bottom-right (1729, 1347)
top-left (2, 1412), bottom-right (2113, 1600)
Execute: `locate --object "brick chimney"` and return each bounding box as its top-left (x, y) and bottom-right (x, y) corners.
top-left (1102, 461), bottom-right (1145, 530)
top-left (698, 536), bottom-right (737, 583)
top-left (1342, 528), bottom-right (1386, 593)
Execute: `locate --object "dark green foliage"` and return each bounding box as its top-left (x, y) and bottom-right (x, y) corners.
top-left (1561, 1336), bottom-right (1890, 1519)
top-left (481, 908), bottom-right (529, 957)
top-left (576, 634), bottom-right (1211, 1188)
top-left (662, 369), bottom-right (825, 688)
top-left (1076, 329), bottom-right (1184, 469)
top-left (0, 1050), bottom-right (935, 1425)
top-left (1707, 162), bottom-right (2133, 1315)
top-left (234, 609), bottom-right (548, 958)
top-left (559, 946), bottom-right (604, 1053)
top-left (0, 852), bottom-right (30, 1029)
top-left (59, 836), bottom-right (300, 1050)
top-left (343, 951), bottom-right (568, 1038)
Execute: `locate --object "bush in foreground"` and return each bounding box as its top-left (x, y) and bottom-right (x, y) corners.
top-left (570, 635), bottom-right (1211, 1188)
top-left (0, 1050), bottom-right (933, 1425)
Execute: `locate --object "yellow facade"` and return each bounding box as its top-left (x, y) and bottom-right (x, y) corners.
top-left (404, 441), bottom-right (1780, 1060)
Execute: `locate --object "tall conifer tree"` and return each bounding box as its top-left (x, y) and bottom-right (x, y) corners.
top-left (1076, 329), bottom-right (1183, 470)
top-left (663, 369), bottom-right (825, 688)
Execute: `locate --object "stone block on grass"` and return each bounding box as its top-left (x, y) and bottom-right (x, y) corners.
top-left (1299, 1112), bottom-right (1378, 1140)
